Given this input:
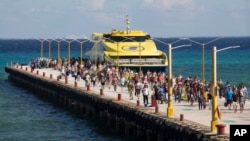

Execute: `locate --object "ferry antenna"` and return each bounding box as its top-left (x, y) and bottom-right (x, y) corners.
top-left (126, 15), bottom-right (130, 34)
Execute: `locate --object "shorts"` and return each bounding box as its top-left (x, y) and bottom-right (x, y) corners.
top-left (239, 97), bottom-right (244, 105)
top-left (227, 99), bottom-right (232, 104)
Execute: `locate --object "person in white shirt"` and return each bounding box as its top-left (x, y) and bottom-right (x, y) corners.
top-left (142, 84), bottom-right (149, 107)
top-left (135, 81), bottom-right (142, 99)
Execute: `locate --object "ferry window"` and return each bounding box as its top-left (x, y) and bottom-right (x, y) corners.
top-left (103, 34), bottom-right (111, 39)
top-left (111, 36), bottom-right (146, 42)
top-left (135, 36), bottom-right (146, 42)
top-left (146, 34), bottom-right (151, 39)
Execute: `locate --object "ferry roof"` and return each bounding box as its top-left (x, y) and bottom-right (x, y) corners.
top-left (110, 29), bottom-right (148, 36)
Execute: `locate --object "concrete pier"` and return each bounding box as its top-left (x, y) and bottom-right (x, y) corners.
top-left (4, 65), bottom-right (239, 141)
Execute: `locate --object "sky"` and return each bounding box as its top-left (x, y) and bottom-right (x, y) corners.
top-left (0, 0), bottom-right (249, 39)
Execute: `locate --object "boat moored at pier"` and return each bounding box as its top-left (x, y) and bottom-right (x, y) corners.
top-left (86, 15), bottom-right (168, 71)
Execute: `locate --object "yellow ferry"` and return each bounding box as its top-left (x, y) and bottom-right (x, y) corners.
top-left (87, 15), bottom-right (168, 71)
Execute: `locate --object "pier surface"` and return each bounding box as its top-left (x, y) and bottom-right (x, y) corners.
top-left (8, 65), bottom-right (250, 136)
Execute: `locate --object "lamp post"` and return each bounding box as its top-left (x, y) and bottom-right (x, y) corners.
top-left (36, 39), bottom-right (45, 58)
top-left (75, 39), bottom-right (90, 67)
top-left (54, 39), bottom-right (62, 64)
top-left (211, 45), bottom-right (240, 132)
top-left (167, 43), bottom-right (192, 117)
top-left (94, 40), bottom-right (97, 67)
top-left (182, 37), bottom-right (223, 90)
top-left (139, 42), bottom-right (142, 78)
top-left (47, 39), bottom-right (53, 60)
top-left (81, 41), bottom-right (83, 66)
top-left (63, 39), bottom-right (75, 65)
top-left (87, 38), bottom-right (102, 67)
top-left (116, 42), bottom-right (119, 68)
top-left (153, 38), bottom-right (191, 117)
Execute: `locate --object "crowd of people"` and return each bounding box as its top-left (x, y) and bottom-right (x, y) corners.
top-left (224, 83), bottom-right (248, 113)
top-left (30, 57), bottom-right (249, 111)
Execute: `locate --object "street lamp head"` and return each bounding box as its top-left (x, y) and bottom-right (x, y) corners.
top-left (153, 38), bottom-right (185, 45)
top-left (181, 37), bottom-right (188, 40)
top-left (35, 38), bottom-right (46, 42)
top-left (54, 38), bottom-right (63, 42)
top-left (172, 44), bottom-right (192, 50)
top-left (62, 38), bottom-right (75, 42)
top-left (233, 46), bottom-right (240, 48)
top-left (217, 45), bottom-right (240, 52)
top-left (184, 37), bottom-right (224, 46)
top-left (153, 38), bottom-right (168, 45)
top-left (75, 38), bottom-right (91, 43)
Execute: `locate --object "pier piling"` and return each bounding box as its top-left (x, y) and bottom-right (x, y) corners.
top-left (65, 76), bottom-right (68, 84)
top-left (100, 88), bottom-right (103, 95)
top-left (180, 114), bottom-right (184, 121)
top-left (118, 93), bottom-right (122, 100)
top-left (137, 100), bottom-right (140, 106)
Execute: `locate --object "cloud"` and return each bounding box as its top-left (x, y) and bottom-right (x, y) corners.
top-left (80, 0), bottom-right (106, 11)
top-left (76, 0), bottom-right (126, 28)
top-left (76, 0), bottom-right (107, 20)
top-left (142, 0), bottom-right (194, 11)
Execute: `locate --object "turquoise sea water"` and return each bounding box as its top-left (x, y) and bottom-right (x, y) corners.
top-left (0, 37), bottom-right (249, 140)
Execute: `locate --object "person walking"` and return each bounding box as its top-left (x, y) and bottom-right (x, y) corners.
top-left (112, 75), bottom-right (119, 91)
top-left (232, 90), bottom-right (239, 113)
top-left (239, 85), bottom-right (245, 113)
top-left (158, 85), bottom-right (165, 104)
top-left (242, 84), bottom-right (248, 110)
top-left (142, 84), bottom-right (149, 107)
top-left (153, 82), bottom-right (159, 101)
top-left (135, 81), bottom-right (142, 99)
top-left (225, 86), bottom-right (233, 110)
top-left (198, 95), bottom-right (203, 110)
top-left (176, 86), bottom-right (182, 103)
top-left (120, 75), bottom-right (126, 87)
top-left (190, 94), bottom-right (195, 106)
top-left (127, 80), bottom-right (134, 100)
top-left (207, 91), bottom-right (212, 110)
top-left (100, 76), bottom-right (106, 89)
top-left (202, 96), bottom-right (207, 109)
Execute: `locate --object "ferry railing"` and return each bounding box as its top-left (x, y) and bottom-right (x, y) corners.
top-left (104, 55), bottom-right (117, 66)
top-left (113, 58), bottom-right (165, 65)
top-left (103, 37), bottom-right (136, 69)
